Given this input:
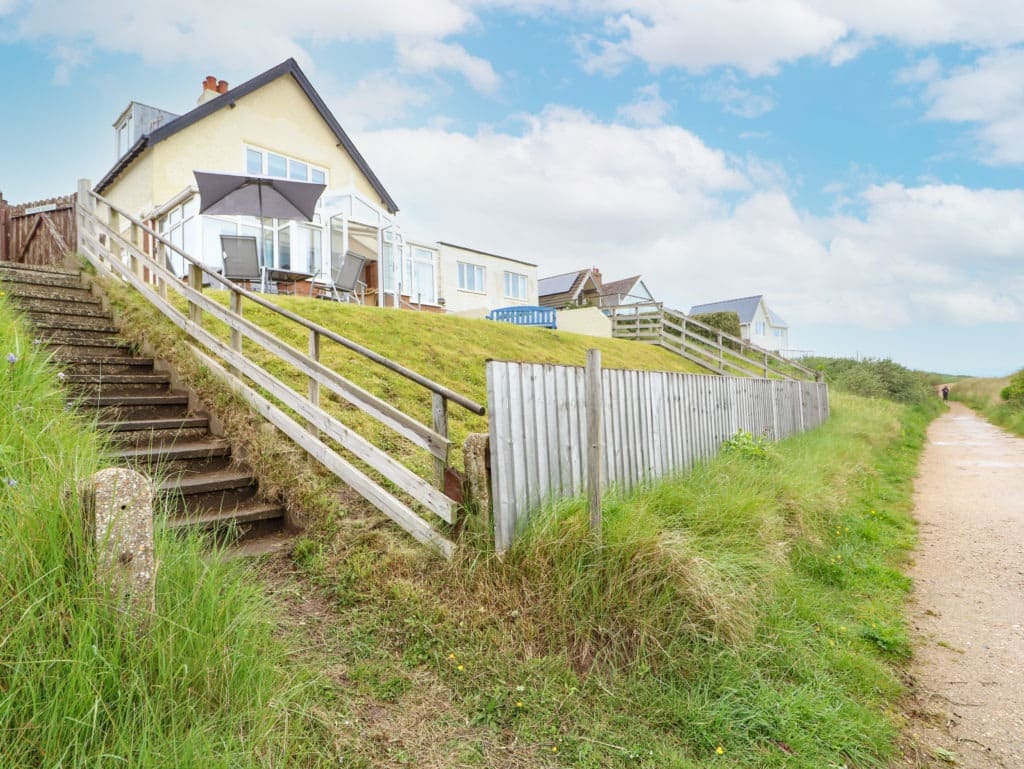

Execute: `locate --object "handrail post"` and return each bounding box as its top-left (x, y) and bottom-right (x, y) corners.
top-left (187, 263), bottom-right (203, 326)
top-left (76, 180), bottom-right (92, 255)
top-left (717, 331), bottom-right (724, 371)
top-left (432, 393), bottom-right (448, 492)
top-left (307, 329), bottom-right (320, 436)
top-left (155, 241), bottom-right (168, 300)
top-left (763, 352), bottom-right (769, 379)
top-left (228, 289), bottom-right (243, 377)
top-left (129, 222), bottom-right (143, 281)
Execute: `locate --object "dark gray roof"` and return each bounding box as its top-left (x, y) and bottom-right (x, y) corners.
top-left (95, 59), bottom-right (398, 214)
top-left (688, 294), bottom-right (787, 328)
top-left (538, 272), bottom-right (579, 296)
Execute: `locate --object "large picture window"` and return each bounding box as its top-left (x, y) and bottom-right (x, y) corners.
top-left (458, 262), bottom-right (485, 292)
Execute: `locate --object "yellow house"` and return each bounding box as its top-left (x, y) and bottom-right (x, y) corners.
top-left (97, 59), bottom-right (539, 312)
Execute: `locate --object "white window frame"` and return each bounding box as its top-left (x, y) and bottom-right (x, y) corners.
top-left (115, 112), bottom-right (134, 158)
top-left (457, 262), bottom-right (486, 293)
top-left (503, 271), bottom-right (528, 300)
top-left (243, 145), bottom-right (328, 187)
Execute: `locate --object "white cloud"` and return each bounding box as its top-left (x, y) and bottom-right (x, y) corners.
top-left (701, 74), bottom-right (775, 118)
top-left (616, 83), bottom-right (670, 126)
top-left (396, 39), bottom-right (500, 94)
top-left (917, 48), bottom-right (1024, 164)
top-left (325, 71), bottom-right (432, 130)
top-left (354, 113), bottom-right (1024, 332)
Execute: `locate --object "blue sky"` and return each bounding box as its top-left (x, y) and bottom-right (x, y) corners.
top-left (2, 1), bottom-right (1023, 376)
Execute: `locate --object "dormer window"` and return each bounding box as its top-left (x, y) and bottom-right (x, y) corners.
top-left (116, 113), bottom-right (134, 158)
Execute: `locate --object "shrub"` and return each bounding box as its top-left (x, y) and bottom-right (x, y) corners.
top-left (999, 368), bottom-right (1024, 405)
top-left (803, 357), bottom-right (933, 404)
top-left (691, 311), bottom-right (742, 351)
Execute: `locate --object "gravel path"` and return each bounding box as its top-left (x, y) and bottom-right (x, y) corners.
top-left (904, 402), bottom-right (1024, 768)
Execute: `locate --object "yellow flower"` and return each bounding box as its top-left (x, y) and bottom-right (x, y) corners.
top-left (716, 745), bottom-right (725, 755)
top-left (551, 746), bottom-right (558, 753)
top-left (516, 701), bottom-right (524, 708)
top-left (447, 653), bottom-right (456, 659)
top-left (457, 664), bottom-right (464, 671)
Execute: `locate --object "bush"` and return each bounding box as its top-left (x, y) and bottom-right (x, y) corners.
top-left (1000, 368), bottom-right (1024, 405)
top-left (803, 357), bottom-right (934, 404)
top-left (691, 311), bottom-right (742, 351)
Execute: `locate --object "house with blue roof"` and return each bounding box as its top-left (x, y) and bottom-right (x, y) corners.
top-left (688, 294), bottom-right (789, 352)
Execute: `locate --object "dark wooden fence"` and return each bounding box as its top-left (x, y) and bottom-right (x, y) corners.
top-left (0, 192), bottom-right (76, 266)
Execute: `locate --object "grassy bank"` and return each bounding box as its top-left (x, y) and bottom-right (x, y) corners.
top-left (949, 373), bottom-right (1024, 436)
top-left (0, 293), bottom-right (326, 767)
top-left (282, 391), bottom-right (939, 768)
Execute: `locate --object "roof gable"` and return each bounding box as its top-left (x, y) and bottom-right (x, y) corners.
top-left (96, 59), bottom-right (398, 214)
top-left (689, 295), bottom-right (764, 324)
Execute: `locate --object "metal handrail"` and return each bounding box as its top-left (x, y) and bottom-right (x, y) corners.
top-left (88, 189), bottom-right (485, 416)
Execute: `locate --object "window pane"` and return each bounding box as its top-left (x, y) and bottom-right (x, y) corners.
top-left (311, 168), bottom-right (325, 185)
top-left (277, 222), bottom-right (291, 270)
top-left (246, 148), bottom-right (263, 175)
top-left (414, 261), bottom-right (436, 304)
top-left (267, 153), bottom-right (287, 177)
top-left (288, 159), bottom-right (308, 181)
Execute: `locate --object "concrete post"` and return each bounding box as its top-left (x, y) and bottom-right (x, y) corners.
top-left (82, 467), bottom-right (156, 615)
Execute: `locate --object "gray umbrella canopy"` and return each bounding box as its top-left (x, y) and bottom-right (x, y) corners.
top-left (193, 171), bottom-right (325, 221)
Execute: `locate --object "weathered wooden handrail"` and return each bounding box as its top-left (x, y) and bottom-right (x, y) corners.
top-left (75, 181), bottom-right (466, 556)
top-left (608, 302), bottom-right (820, 381)
top-left (86, 188), bottom-right (485, 416)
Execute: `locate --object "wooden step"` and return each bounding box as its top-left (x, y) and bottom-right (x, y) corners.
top-left (23, 303), bottom-right (109, 320)
top-left (76, 391), bottom-right (189, 408)
top-left (166, 501), bottom-right (285, 530)
top-left (66, 372), bottom-right (170, 386)
top-left (56, 355), bottom-right (154, 374)
top-left (29, 315), bottom-right (118, 332)
top-left (4, 284), bottom-right (98, 303)
top-left (10, 294), bottom-right (103, 312)
top-left (117, 438), bottom-right (231, 463)
top-left (160, 468), bottom-right (254, 496)
top-left (99, 416), bottom-right (209, 433)
top-left (0, 268), bottom-right (84, 290)
top-left (0, 260), bottom-right (80, 277)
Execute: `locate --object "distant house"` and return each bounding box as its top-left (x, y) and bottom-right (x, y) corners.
top-left (599, 275), bottom-right (655, 307)
top-left (96, 59), bottom-right (534, 313)
top-left (688, 295), bottom-right (789, 352)
top-left (538, 268), bottom-right (604, 309)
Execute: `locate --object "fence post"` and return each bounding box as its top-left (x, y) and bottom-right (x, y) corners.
top-left (76, 179), bottom-right (92, 255)
top-left (156, 241), bottom-right (168, 300)
top-left (0, 191), bottom-right (8, 262)
top-left (432, 393), bottom-right (449, 491)
top-left (763, 351), bottom-right (769, 379)
top-left (187, 263), bottom-right (203, 325)
top-left (586, 348), bottom-right (603, 540)
top-left (717, 332), bottom-right (724, 371)
top-left (307, 329), bottom-right (320, 436)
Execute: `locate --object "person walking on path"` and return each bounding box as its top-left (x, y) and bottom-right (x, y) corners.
top-left (941, 385), bottom-right (949, 401)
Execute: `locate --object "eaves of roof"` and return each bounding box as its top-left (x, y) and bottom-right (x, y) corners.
top-left (94, 58), bottom-right (399, 214)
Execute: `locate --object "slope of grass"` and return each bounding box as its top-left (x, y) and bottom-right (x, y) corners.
top-left (280, 391), bottom-right (939, 768)
top-left (0, 292), bottom-right (328, 767)
top-left (949, 373), bottom-right (1024, 436)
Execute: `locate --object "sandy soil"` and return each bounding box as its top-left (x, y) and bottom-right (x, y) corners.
top-left (903, 402), bottom-right (1024, 768)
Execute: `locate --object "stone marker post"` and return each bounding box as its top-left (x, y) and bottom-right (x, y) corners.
top-left (82, 467), bottom-right (156, 615)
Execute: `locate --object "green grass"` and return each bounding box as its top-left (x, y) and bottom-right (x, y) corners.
top-left (0, 293), bottom-right (329, 767)
top-left (88, 274), bottom-right (941, 766)
top-left (282, 391), bottom-right (939, 768)
top-left (948, 374), bottom-right (1024, 436)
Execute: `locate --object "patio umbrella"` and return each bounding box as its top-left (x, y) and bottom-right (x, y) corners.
top-left (193, 170), bottom-right (326, 289)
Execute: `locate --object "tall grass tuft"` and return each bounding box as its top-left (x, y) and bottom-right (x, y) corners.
top-left (0, 294), bottom-right (326, 767)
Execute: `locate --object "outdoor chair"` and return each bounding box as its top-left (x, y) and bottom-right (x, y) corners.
top-left (321, 251), bottom-right (367, 303)
top-left (220, 234), bottom-right (263, 289)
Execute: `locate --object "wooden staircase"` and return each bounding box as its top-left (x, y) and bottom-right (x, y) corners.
top-left (0, 259), bottom-right (288, 548)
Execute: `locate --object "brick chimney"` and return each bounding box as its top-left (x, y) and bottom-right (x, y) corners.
top-left (197, 75), bottom-right (227, 105)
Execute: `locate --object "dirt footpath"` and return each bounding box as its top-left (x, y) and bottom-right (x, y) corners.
top-left (904, 402), bottom-right (1024, 768)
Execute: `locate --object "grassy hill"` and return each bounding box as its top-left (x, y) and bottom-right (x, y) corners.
top-left (949, 372), bottom-right (1024, 436)
top-left (92, 276), bottom-right (943, 767)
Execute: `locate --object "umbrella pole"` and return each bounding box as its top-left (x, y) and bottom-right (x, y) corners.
top-left (258, 185), bottom-right (267, 293)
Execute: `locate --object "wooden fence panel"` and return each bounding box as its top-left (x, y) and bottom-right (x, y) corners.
top-left (487, 363), bottom-right (831, 551)
top-left (0, 193), bottom-right (76, 266)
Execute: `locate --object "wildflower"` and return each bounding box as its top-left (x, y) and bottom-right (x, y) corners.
top-left (32, 338), bottom-right (42, 346)
top-left (447, 653), bottom-right (456, 660)
top-left (57, 372), bottom-right (67, 382)
top-left (516, 701), bottom-right (523, 708)
top-left (6, 353), bottom-right (16, 364)
top-left (716, 745), bottom-right (725, 755)
top-left (551, 746), bottom-right (558, 754)
top-left (456, 664), bottom-right (464, 671)
top-left (4, 478), bottom-right (16, 488)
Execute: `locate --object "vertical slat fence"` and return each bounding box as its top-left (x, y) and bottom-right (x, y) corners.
top-left (487, 361), bottom-right (830, 552)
